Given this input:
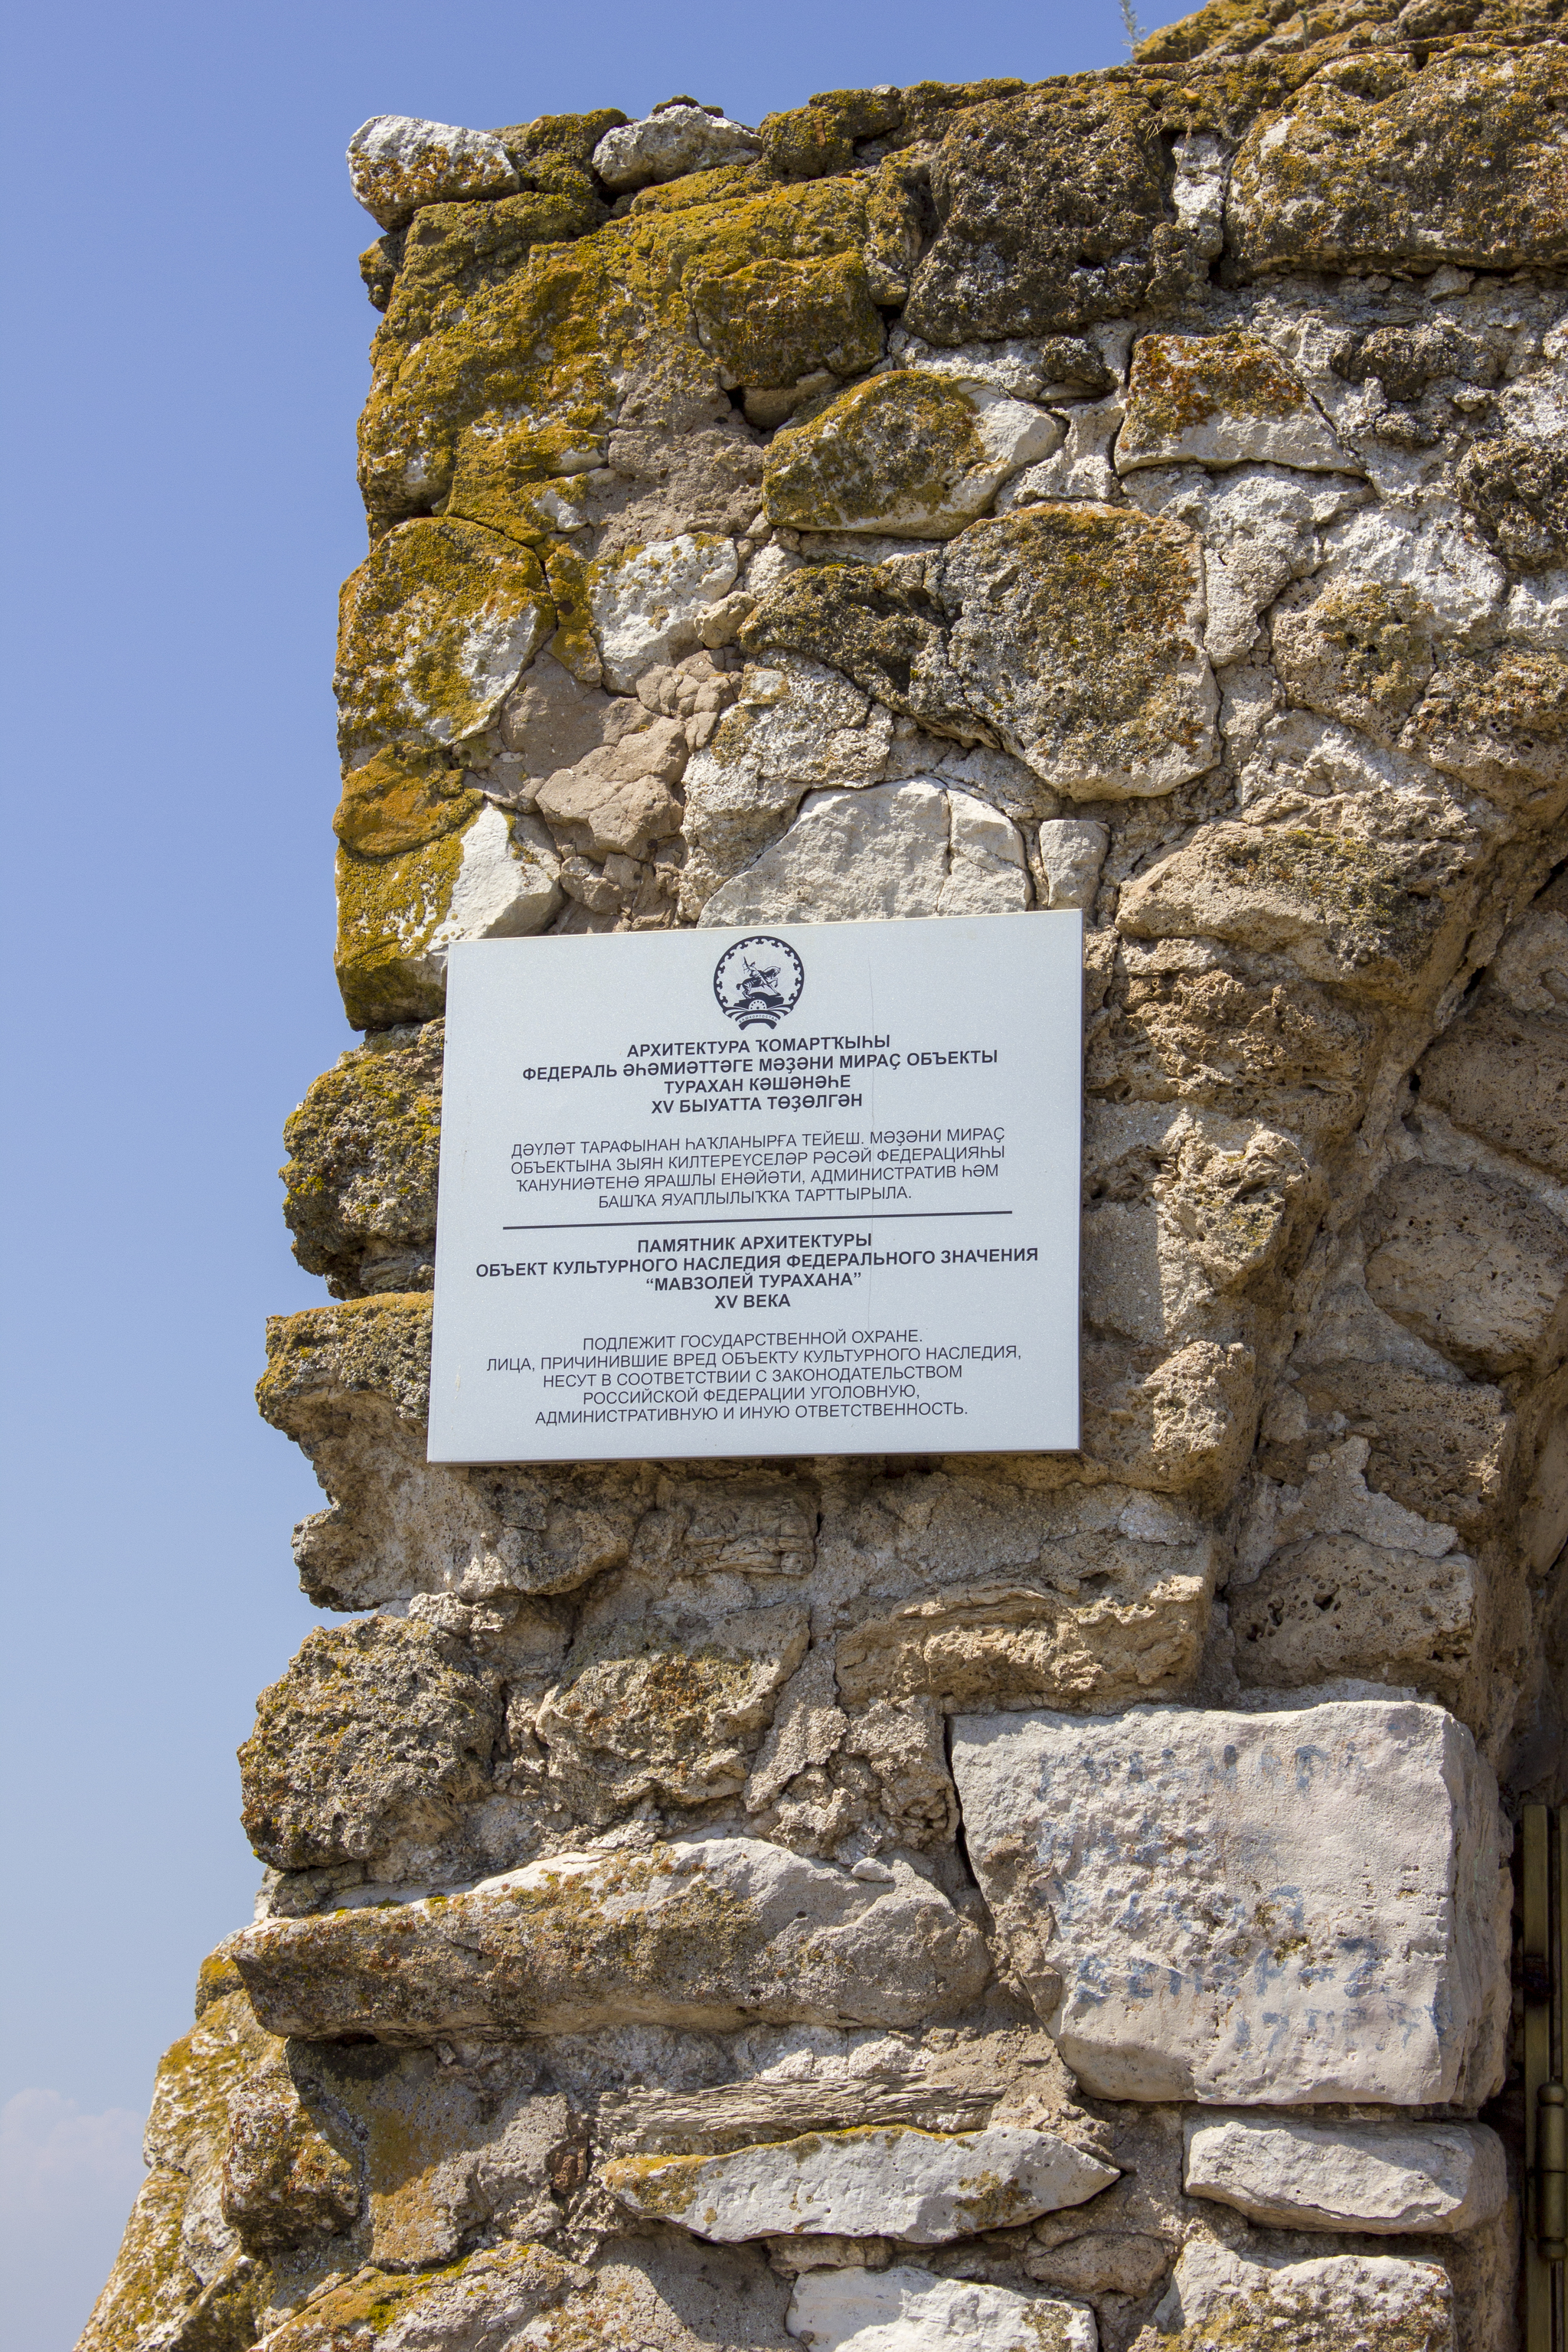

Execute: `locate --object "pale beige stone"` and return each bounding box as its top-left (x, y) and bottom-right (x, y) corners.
top-left (950, 1700), bottom-right (1509, 2106)
top-left (604, 2124), bottom-right (1116, 2243)
top-left (1184, 2113), bottom-right (1508, 2235)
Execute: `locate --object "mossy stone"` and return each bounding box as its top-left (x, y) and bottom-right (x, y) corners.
top-left (335, 825), bottom-right (466, 1030)
top-left (763, 372), bottom-right (989, 534)
top-left (281, 1022), bottom-right (443, 1296)
top-left (1228, 45), bottom-right (1568, 275)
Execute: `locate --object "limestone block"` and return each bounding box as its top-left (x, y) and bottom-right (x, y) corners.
top-left (1086, 946), bottom-right (1371, 1148)
top-left (940, 505), bottom-right (1218, 798)
top-left (1261, 1361), bottom-right (1513, 1547)
top-left (335, 802), bottom-right (561, 1029)
top-left (220, 2056), bottom-right (361, 2252)
top-left (737, 567), bottom-right (975, 754)
top-left (679, 655), bottom-right (893, 915)
top-left (690, 252), bottom-right (884, 394)
top-left (1116, 818), bottom-right (1466, 1008)
top-left (1317, 501), bottom-right (1504, 641)
top-left (348, 115), bottom-right (518, 230)
top-left (1184, 2113), bottom-right (1508, 2235)
top-left (593, 106), bottom-right (762, 192)
top-left (605, 2123), bottom-right (1116, 2243)
top-left (906, 82), bottom-right (1179, 342)
top-left (534, 1605), bottom-right (809, 1810)
top-left (788, 2264), bottom-right (1096, 2352)
top-left (1493, 904), bottom-right (1568, 1016)
top-left (764, 374), bottom-right (1059, 539)
top-left (834, 1537), bottom-right (1217, 1713)
top-left (280, 1021), bottom-right (442, 1298)
top-left (1459, 436), bottom-right (1568, 574)
top-left (1117, 334), bottom-right (1353, 475)
top-left (1227, 47), bottom-right (1568, 277)
top-left (1273, 577), bottom-right (1435, 749)
top-left (1232, 1531), bottom-right (1475, 1700)
top-left (237, 1617), bottom-right (503, 1873)
top-left (1406, 647), bottom-right (1568, 821)
top-left (892, 330), bottom-right (1112, 403)
top-left (949, 1699), bottom-right (1509, 2105)
top-left (534, 764), bottom-right (684, 861)
top-left (1152, 2240), bottom-right (1452, 2352)
top-left (230, 1837), bottom-right (992, 2042)
top-left (745, 1650), bottom-right (848, 1814)
top-left (256, 1295), bottom-right (652, 1612)
top-left (1035, 820), bottom-right (1107, 911)
top-left (590, 534), bottom-right (740, 691)
top-left (699, 782), bottom-right (1027, 929)
top-left (255, 2242), bottom-right (586, 2352)
top-left (335, 518), bottom-right (553, 762)
top-left (998, 397), bottom-right (1124, 508)
top-left (1363, 1161), bottom-right (1568, 1377)
top-left (1419, 1000), bottom-right (1568, 1179)
top-left (1126, 462), bottom-right (1364, 666)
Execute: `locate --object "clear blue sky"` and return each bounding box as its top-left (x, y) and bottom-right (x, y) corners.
top-left (0, 1), bottom-right (1138, 2340)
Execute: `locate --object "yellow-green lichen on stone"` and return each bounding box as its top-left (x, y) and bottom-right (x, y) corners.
top-left (281, 1022), bottom-right (443, 1296)
top-left (765, 372), bottom-right (991, 534)
top-left (335, 517), bottom-right (553, 760)
top-left (1227, 44), bottom-right (1568, 275)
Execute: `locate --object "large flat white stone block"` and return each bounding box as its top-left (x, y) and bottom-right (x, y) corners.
top-left (949, 1700), bottom-right (1508, 2104)
top-left (1184, 2113), bottom-right (1508, 2233)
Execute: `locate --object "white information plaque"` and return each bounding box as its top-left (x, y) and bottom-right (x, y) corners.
top-left (428, 912), bottom-right (1081, 1462)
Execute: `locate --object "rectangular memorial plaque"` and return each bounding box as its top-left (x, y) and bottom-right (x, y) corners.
top-left (428, 912), bottom-right (1081, 1462)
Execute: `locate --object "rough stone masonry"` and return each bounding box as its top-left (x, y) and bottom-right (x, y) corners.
top-left (80, 4), bottom-right (1568, 2347)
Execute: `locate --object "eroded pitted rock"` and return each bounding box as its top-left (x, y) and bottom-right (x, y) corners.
top-left (238, 1617), bottom-right (504, 1874)
top-left (281, 1021), bottom-right (442, 1296)
top-left (231, 1837), bottom-right (993, 2041)
top-left (1227, 46), bottom-right (1568, 277)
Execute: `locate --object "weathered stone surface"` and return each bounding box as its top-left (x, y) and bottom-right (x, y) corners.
top-left (231, 1837), bottom-right (992, 2041)
top-left (590, 534), bottom-right (740, 690)
top-left (1227, 47), bottom-right (1568, 277)
top-left (1419, 999), bottom-right (1568, 1178)
top-left (336, 519), bottom-right (553, 769)
top-left (1034, 819), bottom-right (1108, 910)
top-left (1363, 1161), bottom-right (1568, 1377)
top-left (765, 374), bottom-right (1057, 538)
top-left (1273, 577), bottom-right (1434, 748)
top-left (787, 2265), bottom-right (1096, 2352)
top-left (1406, 645), bottom-right (1568, 822)
top-left (832, 1535), bottom-right (1217, 1713)
top-left (698, 782), bottom-right (1027, 929)
top-left (1116, 818), bottom-right (1469, 1007)
top-left (256, 2242), bottom-right (586, 2352)
top-left (940, 505), bottom-right (1217, 798)
top-left (679, 655), bottom-right (893, 914)
top-left (1184, 2113), bottom-right (1508, 2235)
top-left (605, 2123), bottom-right (1116, 2243)
top-left (533, 716), bottom-right (687, 859)
top-left (280, 1021), bottom-right (441, 1297)
top-left (1458, 436), bottom-right (1568, 574)
top-left (1117, 333), bottom-right (1352, 475)
top-left (593, 106), bottom-right (762, 193)
top-left (1152, 2240), bottom-right (1453, 2352)
top-left (79, 1985), bottom-right (281, 2352)
top-left (1230, 1530), bottom-right (1477, 1700)
top-left (950, 1700), bottom-right (1509, 2105)
top-left (335, 802), bottom-right (561, 1029)
top-left (348, 116), bottom-right (519, 230)
top-left (219, 2055), bottom-right (361, 2252)
top-left (906, 83), bottom-right (1179, 344)
top-left (238, 1617), bottom-right (503, 1872)
top-left (534, 1606), bottom-right (809, 1811)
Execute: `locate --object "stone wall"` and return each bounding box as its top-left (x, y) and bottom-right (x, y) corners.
top-left (79, 9), bottom-right (1568, 2350)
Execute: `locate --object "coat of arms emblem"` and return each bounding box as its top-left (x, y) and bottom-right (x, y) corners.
top-left (713, 935), bottom-right (805, 1031)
